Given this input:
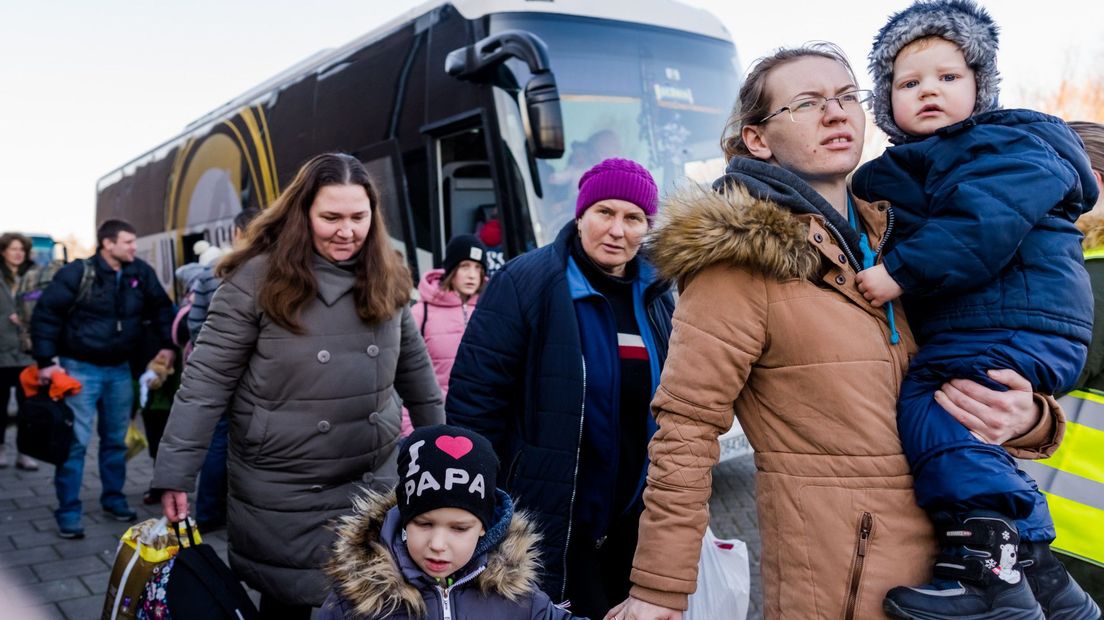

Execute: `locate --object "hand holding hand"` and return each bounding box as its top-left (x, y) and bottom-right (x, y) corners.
top-left (855, 265), bottom-right (903, 307)
top-left (604, 597), bottom-right (684, 620)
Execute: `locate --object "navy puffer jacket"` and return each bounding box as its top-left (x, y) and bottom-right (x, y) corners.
top-left (446, 222), bottom-right (674, 601)
top-left (31, 254), bottom-right (173, 367)
top-left (853, 109), bottom-right (1098, 344)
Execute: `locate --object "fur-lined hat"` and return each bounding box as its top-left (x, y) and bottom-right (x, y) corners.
top-left (869, 0), bottom-right (1001, 143)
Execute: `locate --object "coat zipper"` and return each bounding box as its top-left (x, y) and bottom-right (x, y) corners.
top-left (435, 565), bottom-right (485, 620)
top-left (561, 355), bottom-right (587, 600)
top-left (844, 512), bottom-right (873, 620)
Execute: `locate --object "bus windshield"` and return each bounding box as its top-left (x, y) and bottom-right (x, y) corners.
top-left (492, 13), bottom-right (740, 244)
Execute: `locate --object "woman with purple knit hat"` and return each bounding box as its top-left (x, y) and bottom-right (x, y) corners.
top-left (446, 158), bottom-right (676, 619)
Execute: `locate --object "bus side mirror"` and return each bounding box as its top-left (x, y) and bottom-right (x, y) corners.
top-left (446, 30), bottom-right (564, 159)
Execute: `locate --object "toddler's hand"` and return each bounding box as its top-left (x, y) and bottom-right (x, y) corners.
top-left (855, 264), bottom-right (903, 307)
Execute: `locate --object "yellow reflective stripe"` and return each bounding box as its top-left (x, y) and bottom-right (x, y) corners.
top-left (1084, 248), bottom-right (1104, 260)
top-left (1041, 491), bottom-right (1104, 567)
top-left (1037, 422), bottom-right (1104, 485)
top-left (1020, 460), bottom-right (1104, 510)
top-left (1057, 393), bottom-right (1104, 433)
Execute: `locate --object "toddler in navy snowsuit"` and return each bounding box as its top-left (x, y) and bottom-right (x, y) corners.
top-left (852, 1), bottom-right (1100, 618)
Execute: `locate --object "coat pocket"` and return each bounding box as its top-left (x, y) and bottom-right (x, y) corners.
top-left (242, 406), bottom-right (272, 455)
top-left (843, 511), bottom-right (874, 620)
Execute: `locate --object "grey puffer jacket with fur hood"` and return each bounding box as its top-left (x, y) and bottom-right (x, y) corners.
top-left (319, 489), bottom-right (582, 620)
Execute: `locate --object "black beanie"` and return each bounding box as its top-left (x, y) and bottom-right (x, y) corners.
top-left (396, 425), bottom-right (498, 530)
top-left (442, 234), bottom-right (488, 276)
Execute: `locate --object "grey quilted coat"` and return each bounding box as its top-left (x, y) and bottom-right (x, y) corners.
top-left (152, 254), bottom-right (444, 606)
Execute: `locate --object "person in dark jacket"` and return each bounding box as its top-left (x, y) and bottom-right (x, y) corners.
top-left (154, 153), bottom-right (444, 618)
top-left (851, 2), bottom-right (1099, 617)
top-left (320, 425), bottom-right (582, 620)
top-left (31, 219), bottom-right (174, 538)
top-left (447, 158), bottom-right (674, 619)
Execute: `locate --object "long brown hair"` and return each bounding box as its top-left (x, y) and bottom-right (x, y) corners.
top-left (0, 232), bottom-right (33, 286)
top-left (218, 153), bottom-right (412, 332)
top-left (721, 42), bottom-right (858, 162)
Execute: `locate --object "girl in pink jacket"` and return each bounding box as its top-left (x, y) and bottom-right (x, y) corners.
top-left (402, 235), bottom-right (487, 435)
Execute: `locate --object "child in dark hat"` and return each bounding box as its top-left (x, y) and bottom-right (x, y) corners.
top-left (851, 1), bottom-right (1100, 618)
top-left (401, 236), bottom-right (488, 437)
top-left (320, 425), bottom-right (584, 619)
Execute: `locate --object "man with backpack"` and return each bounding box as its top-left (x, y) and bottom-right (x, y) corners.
top-left (32, 219), bottom-right (174, 539)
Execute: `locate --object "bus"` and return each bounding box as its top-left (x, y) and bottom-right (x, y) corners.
top-left (96, 0), bottom-right (741, 293)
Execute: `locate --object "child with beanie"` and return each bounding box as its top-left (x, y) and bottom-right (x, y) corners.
top-left (320, 425), bottom-right (584, 620)
top-left (400, 236), bottom-right (488, 436)
top-left (851, 1), bottom-right (1100, 618)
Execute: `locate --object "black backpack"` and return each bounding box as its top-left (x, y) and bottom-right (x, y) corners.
top-left (166, 522), bottom-right (259, 620)
top-left (16, 392), bottom-right (75, 466)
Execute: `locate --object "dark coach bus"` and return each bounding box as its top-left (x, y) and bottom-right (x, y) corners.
top-left (96, 0), bottom-right (740, 291)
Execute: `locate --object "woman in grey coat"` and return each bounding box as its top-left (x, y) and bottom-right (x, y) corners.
top-left (154, 153), bottom-right (445, 618)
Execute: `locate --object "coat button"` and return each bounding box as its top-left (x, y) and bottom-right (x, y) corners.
top-left (877, 203), bottom-right (887, 212)
top-left (813, 233), bottom-right (824, 243)
top-left (317, 420), bottom-right (331, 433)
top-left (369, 411), bottom-right (381, 424)
top-left (317, 350), bottom-right (330, 363)
top-left (835, 275), bottom-right (847, 285)
top-left (310, 484), bottom-right (323, 492)
top-left (837, 254), bottom-right (846, 264)
top-left (366, 345), bottom-right (380, 357)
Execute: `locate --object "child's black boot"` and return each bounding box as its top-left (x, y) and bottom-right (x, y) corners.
top-left (883, 511), bottom-right (1044, 619)
top-left (1019, 540), bottom-right (1101, 620)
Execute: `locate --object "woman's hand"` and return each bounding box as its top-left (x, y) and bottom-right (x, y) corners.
top-left (161, 490), bottom-right (189, 522)
top-left (8, 312), bottom-right (19, 326)
top-left (604, 597), bottom-right (683, 620)
top-left (935, 368), bottom-right (1037, 445)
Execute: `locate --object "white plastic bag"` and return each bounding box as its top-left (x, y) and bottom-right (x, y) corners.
top-left (685, 527), bottom-right (750, 620)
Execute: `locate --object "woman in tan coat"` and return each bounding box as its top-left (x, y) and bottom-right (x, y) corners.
top-left (607, 44), bottom-right (1066, 620)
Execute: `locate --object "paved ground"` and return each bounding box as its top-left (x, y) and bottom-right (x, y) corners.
top-left (0, 423), bottom-right (763, 619)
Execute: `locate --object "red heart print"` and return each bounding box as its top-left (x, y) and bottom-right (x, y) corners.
top-left (435, 435), bottom-right (473, 460)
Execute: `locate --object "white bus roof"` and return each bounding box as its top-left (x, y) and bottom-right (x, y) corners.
top-left (183, 0), bottom-right (730, 131)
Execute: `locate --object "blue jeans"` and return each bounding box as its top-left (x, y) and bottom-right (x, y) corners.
top-left (55, 358), bottom-right (133, 527)
top-left (196, 413), bottom-right (229, 524)
top-left (898, 329), bottom-right (1086, 542)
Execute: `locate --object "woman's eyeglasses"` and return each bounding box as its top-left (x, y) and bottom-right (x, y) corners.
top-left (758, 89), bottom-right (872, 124)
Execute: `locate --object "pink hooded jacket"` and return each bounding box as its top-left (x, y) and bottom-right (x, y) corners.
top-left (401, 268), bottom-right (479, 435)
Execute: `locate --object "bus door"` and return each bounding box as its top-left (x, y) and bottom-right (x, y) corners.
top-left (424, 116), bottom-right (506, 277)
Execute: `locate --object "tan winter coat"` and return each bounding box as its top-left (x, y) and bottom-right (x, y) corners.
top-left (628, 185), bottom-right (1065, 619)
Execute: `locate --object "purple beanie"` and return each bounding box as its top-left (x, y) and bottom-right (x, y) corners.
top-left (575, 158), bottom-right (659, 219)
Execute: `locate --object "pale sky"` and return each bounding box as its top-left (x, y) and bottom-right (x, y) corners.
top-left (1, 0), bottom-right (1100, 246)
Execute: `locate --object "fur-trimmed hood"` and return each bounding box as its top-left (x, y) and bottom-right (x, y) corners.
top-left (869, 0), bottom-right (1001, 144)
top-left (324, 489), bottom-right (541, 619)
top-left (647, 159), bottom-right (853, 284)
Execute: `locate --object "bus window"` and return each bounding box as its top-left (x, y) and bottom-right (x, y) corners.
top-left (355, 140), bottom-right (420, 275)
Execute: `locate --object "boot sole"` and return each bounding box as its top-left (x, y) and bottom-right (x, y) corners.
top-left (884, 599), bottom-right (1045, 620)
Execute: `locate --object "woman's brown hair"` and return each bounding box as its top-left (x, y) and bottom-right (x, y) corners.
top-left (0, 232), bottom-right (34, 285)
top-left (218, 153), bottom-right (412, 332)
top-left (721, 42), bottom-right (858, 162)
top-left (1070, 121), bottom-right (1104, 248)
